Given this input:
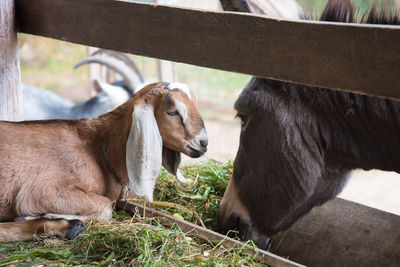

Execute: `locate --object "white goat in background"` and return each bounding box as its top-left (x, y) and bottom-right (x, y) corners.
top-left (23, 50), bottom-right (144, 120)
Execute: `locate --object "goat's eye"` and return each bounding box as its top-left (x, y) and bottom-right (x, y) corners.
top-left (235, 113), bottom-right (248, 126)
top-left (167, 110), bottom-right (179, 116)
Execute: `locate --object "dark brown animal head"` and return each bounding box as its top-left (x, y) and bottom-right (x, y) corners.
top-left (219, 0), bottom-right (400, 248)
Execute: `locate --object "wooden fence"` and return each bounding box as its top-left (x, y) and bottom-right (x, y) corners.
top-left (1, 0), bottom-right (400, 265)
top-left (15, 0), bottom-right (400, 99)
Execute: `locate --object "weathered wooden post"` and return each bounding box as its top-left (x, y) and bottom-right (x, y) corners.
top-left (155, 0), bottom-right (177, 82)
top-left (0, 0), bottom-right (23, 121)
top-left (87, 46), bottom-right (105, 97)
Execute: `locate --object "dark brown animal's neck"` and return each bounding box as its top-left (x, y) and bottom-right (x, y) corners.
top-left (317, 91), bottom-right (400, 173)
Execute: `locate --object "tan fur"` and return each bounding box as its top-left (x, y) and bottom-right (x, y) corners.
top-left (0, 82), bottom-right (206, 242)
top-left (0, 219), bottom-right (74, 242)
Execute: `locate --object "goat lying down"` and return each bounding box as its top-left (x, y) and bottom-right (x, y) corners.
top-left (0, 82), bottom-right (208, 242)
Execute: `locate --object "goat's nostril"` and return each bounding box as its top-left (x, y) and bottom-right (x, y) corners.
top-left (200, 139), bottom-right (208, 148)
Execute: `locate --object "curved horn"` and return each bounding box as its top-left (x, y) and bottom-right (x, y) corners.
top-left (91, 49), bottom-right (145, 83)
top-left (74, 55), bottom-right (143, 93)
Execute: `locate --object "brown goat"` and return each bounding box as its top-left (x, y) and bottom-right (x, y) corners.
top-left (0, 82), bottom-right (208, 242)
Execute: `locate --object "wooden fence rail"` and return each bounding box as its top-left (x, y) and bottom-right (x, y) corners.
top-left (15, 0), bottom-right (400, 100)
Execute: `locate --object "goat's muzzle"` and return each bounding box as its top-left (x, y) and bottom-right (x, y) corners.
top-left (186, 143), bottom-right (207, 158)
top-left (185, 128), bottom-right (208, 158)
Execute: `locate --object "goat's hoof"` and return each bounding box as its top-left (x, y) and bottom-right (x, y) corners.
top-left (65, 220), bottom-right (86, 239)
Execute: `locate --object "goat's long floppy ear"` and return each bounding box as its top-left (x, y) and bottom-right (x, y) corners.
top-left (162, 147), bottom-right (186, 183)
top-left (126, 105), bottom-right (162, 202)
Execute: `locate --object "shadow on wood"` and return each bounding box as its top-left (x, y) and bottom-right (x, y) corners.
top-left (271, 198), bottom-right (400, 266)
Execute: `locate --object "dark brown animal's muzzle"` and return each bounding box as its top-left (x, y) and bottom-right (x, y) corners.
top-left (219, 178), bottom-right (270, 249)
top-left (219, 208), bottom-right (270, 249)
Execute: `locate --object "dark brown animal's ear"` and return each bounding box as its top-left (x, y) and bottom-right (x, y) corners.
top-left (220, 0), bottom-right (250, 12)
top-left (320, 0), bottom-right (353, 22)
top-left (162, 147), bottom-right (186, 183)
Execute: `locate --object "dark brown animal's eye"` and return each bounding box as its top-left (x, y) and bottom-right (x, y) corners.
top-left (235, 113), bottom-right (248, 126)
top-left (167, 110), bottom-right (179, 116)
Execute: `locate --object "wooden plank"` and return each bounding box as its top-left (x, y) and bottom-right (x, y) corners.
top-left (116, 200), bottom-right (304, 267)
top-left (0, 0), bottom-right (22, 121)
top-left (15, 0), bottom-right (400, 100)
top-left (271, 198), bottom-right (400, 267)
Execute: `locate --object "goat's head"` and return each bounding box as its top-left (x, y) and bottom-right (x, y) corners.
top-left (125, 82), bottom-right (208, 201)
top-left (154, 82), bottom-right (208, 158)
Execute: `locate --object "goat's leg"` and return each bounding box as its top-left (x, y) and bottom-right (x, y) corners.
top-left (0, 218), bottom-right (86, 243)
top-left (29, 190), bottom-right (114, 221)
top-left (17, 188), bottom-right (113, 223)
